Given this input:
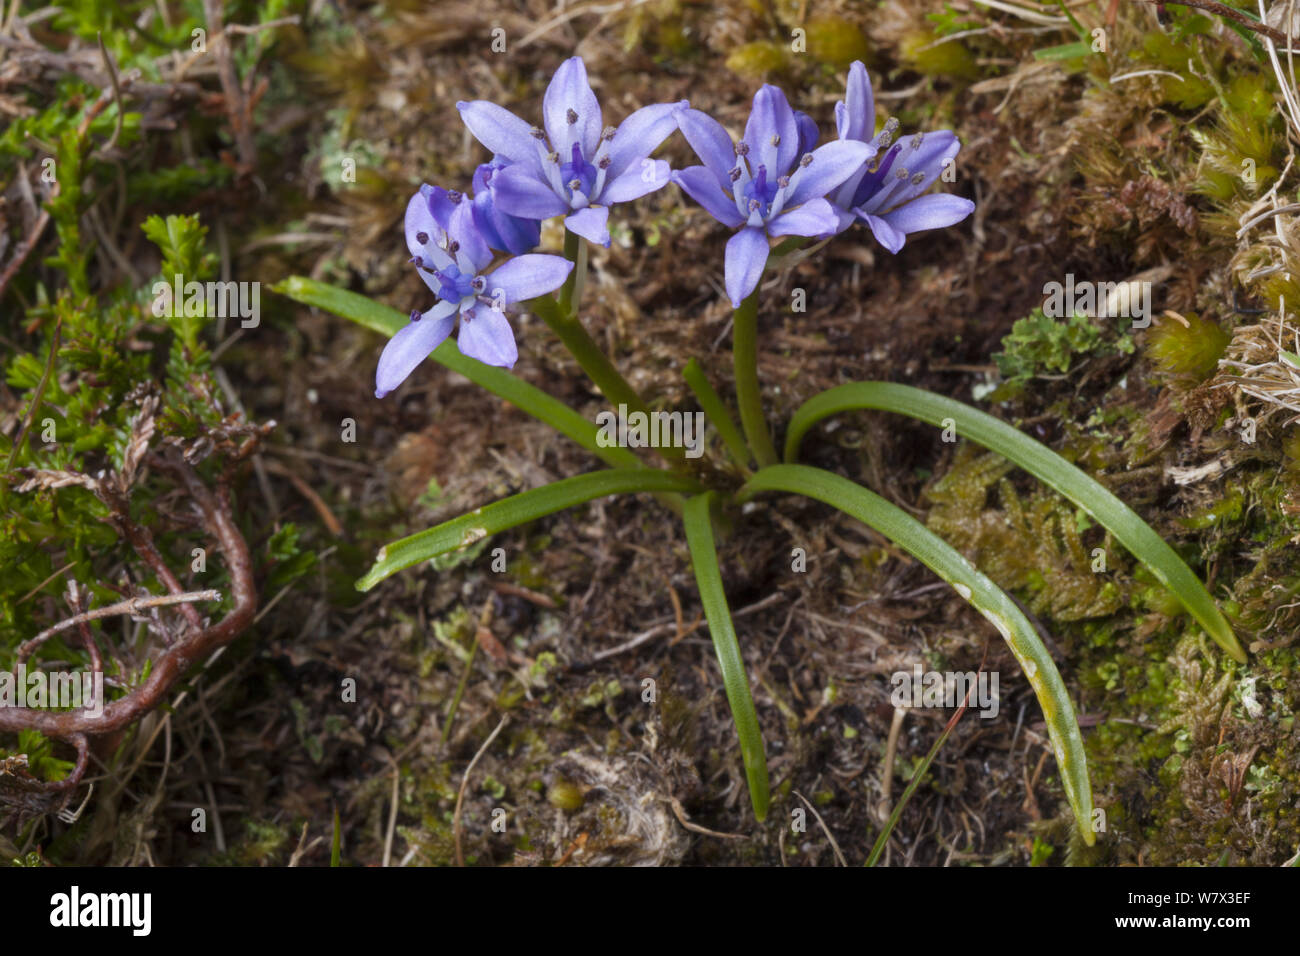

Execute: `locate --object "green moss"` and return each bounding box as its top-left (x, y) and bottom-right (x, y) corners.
top-left (805, 16), bottom-right (871, 69)
top-left (899, 30), bottom-right (977, 80)
top-left (1145, 312), bottom-right (1230, 384)
top-left (726, 41), bottom-right (789, 81)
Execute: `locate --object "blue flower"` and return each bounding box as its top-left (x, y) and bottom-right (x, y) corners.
top-left (469, 160), bottom-right (541, 255)
top-left (672, 85), bottom-right (873, 307)
top-left (376, 188), bottom-right (573, 395)
top-left (456, 57), bottom-right (686, 247)
top-left (829, 61), bottom-right (974, 253)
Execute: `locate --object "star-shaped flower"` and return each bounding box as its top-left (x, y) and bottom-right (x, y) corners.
top-left (828, 61), bottom-right (975, 253)
top-left (375, 187), bottom-right (573, 395)
top-left (672, 85), bottom-right (873, 306)
top-left (457, 57), bottom-right (686, 247)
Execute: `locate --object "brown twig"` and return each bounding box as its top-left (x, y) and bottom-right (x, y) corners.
top-left (201, 0), bottom-right (257, 173)
top-left (16, 590), bottom-right (221, 662)
top-left (1145, 1), bottom-right (1291, 45)
top-left (0, 454), bottom-right (258, 739)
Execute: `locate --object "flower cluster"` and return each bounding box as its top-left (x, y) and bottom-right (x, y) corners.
top-left (377, 56), bottom-right (973, 396)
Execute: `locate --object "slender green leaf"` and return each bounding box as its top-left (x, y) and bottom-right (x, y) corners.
top-left (1034, 42), bottom-right (1093, 61)
top-left (682, 358), bottom-right (752, 470)
top-left (358, 469), bottom-right (702, 590)
top-left (682, 492), bottom-right (770, 821)
top-left (272, 276), bottom-right (642, 470)
top-left (738, 464), bottom-right (1095, 842)
top-left (331, 806), bottom-right (341, 867)
top-left (784, 382), bottom-right (1245, 663)
top-left (732, 289), bottom-right (779, 467)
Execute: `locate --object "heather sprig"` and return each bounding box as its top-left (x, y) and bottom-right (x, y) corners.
top-left (280, 56), bottom-right (1246, 849)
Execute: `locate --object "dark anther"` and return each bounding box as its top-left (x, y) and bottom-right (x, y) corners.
top-left (415, 232), bottom-right (429, 245)
top-left (566, 108), bottom-right (578, 125)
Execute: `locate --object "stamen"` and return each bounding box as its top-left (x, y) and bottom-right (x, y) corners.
top-left (728, 167), bottom-right (743, 182)
top-left (878, 117), bottom-right (900, 150)
top-left (448, 240), bottom-right (460, 254)
top-left (566, 108), bottom-right (578, 125)
top-left (547, 151), bottom-right (560, 163)
top-left (569, 179), bottom-right (583, 191)
top-left (910, 171), bottom-right (925, 186)
top-left (799, 154), bottom-right (813, 168)
top-left (447, 190), bottom-right (463, 204)
top-left (598, 156), bottom-right (612, 169)
top-left (415, 232), bottom-right (429, 245)
top-left (770, 134), bottom-right (780, 147)
top-left (895, 167), bottom-right (909, 180)
top-left (734, 141), bottom-right (750, 156)
top-left (602, 125), bottom-right (617, 140)
top-left (777, 175), bottom-right (790, 188)
top-left (748, 198), bottom-right (760, 212)
top-left (530, 126), bottom-right (546, 140)
top-left (910, 133), bottom-right (923, 150)
top-left (410, 309), bottom-right (422, 323)
top-left (471, 276), bottom-right (487, 293)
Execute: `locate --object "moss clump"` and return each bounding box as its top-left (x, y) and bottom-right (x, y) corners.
top-left (805, 16), bottom-right (871, 69)
top-left (726, 41), bottom-right (789, 81)
top-left (1146, 312), bottom-right (1230, 384)
top-left (926, 447), bottom-right (1125, 623)
top-left (899, 30), bottom-right (977, 80)
top-left (547, 780), bottom-right (586, 812)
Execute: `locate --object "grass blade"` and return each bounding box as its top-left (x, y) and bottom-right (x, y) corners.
top-left (272, 276), bottom-right (642, 470)
top-left (682, 492), bottom-right (771, 821)
top-left (738, 464), bottom-right (1095, 843)
top-left (358, 469), bottom-right (702, 591)
top-left (866, 701), bottom-right (967, 866)
top-left (783, 382), bottom-right (1245, 663)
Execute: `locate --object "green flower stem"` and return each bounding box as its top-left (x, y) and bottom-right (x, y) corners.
top-left (682, 358), bottom-right (752, 471)
top-left (682, 492), bottom-right (770, 820)
top-left (732, 288), bottom-right (779, 468)
top-left (529, 294), bottom-right (644, 412)
top-left (557, 228), bottom-right (586, 316)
